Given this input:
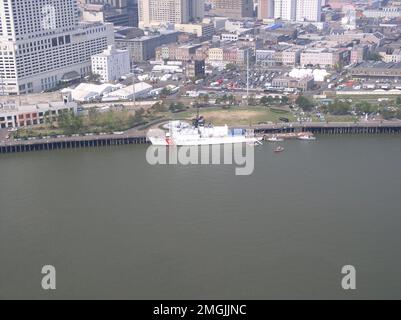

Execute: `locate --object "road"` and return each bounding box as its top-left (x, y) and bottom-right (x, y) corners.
top-left (242, 120), bottom-right (401, 130)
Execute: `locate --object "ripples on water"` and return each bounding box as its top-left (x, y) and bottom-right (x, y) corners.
top-left (1, 136), bottom-right (401, 299)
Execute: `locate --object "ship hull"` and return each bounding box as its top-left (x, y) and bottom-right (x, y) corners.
top-left (149, 136), bottom-right (262, 146)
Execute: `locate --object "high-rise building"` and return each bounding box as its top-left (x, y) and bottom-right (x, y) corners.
top-left (211, 0), bottom-right (254, 19)
top-left (138, 0), bottom-right (204, 28)
top-left (258, 0), bottom-right (275, 19)
top-left (81, 0), bottom-right (139, 26)
top-left (80, 0), bottom-right (138, 27)
top-left (188, 0), bottom-right (204, 21)
top-left (296, 0), bottom-right (322, 22)
top-left (115, 30), bottom-right (180, 61)
top-left (0, 0), bottom-right (114, 95)
top-left (186, 59), bottom-right (205, 79)
top-left (127, 0), bottom-right (139, 27)
top-left (84, 0), bottom-right (127, 8)
top-left (274, 0), bottom-right (296, 21)
top-left (91, 45), bottom-right (130, 82)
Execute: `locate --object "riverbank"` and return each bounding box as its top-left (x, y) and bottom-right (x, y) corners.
top-left (2, 121), bottom-right (401, 154)
top-left (0, 131), bottom-right (147, 154)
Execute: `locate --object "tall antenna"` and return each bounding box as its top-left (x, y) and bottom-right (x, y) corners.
top-left (246, 49), bottom-right (249, 105)
top-left (132, 72), bottom-right (136, 108)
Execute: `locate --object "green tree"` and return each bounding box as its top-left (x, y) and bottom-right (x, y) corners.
top-left (267, 96), bottom-right (275, 104)
top-left (160, 88), bottom-right (171, 98)
top-left (247, 95), bottom-right (257, 106)
top-left (296, 95), bottom-right (314, 111)
top-left (86, 72), bottom-right (101, 83)
top-left (221, 94), bottom-right (228, 104)
top-left (355, 101), bottom-right (376, 114)
top-left (152, 102), bottom-right (167, 113)
top-left (169, 102), bottom-right (186, 112)
top-left (58, 112), bottom-right (84, 135)
top-left (133, 108), bottom-right (145, 123)
top-left (281, 96), bottom-right (290, 105)
top-left (381, 108), bottom-right (396, 120)
top-left (328, 100), bottom-right (351, 115)
top-left (260, 96), bottom-right (270, 106)
top-left (367, 52), bottom-right (383, 62)
top-left (44, 111), bottom-right (56, 127)
top-left (228, 95), bottom-right (236, 105)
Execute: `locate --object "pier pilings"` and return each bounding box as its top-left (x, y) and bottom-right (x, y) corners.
top-left (253, 123), bottom-right (401, 136)
top-left (1, 122), bottom-right (401, 154)
top-left (0, 136), bottom-right (149, 154)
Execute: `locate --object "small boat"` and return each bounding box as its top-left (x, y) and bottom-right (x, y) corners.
top-left (248, 140), bottom-right (263, 146)
top-left (267, 135), bottom-right (284, 142)
top-left (298, 135), bottom-right (316, 141)
top-left (274, 146), bottom-right (285, 153)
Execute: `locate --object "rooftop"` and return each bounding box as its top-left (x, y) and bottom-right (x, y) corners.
top-left (92, 45), bottom-right (128, 58)
top-left (117, 30), bottom-right (180, 42)
top-left (0, 101), bottom-right (77, 114)
top-left (354, 61), bottom-right (401, 69)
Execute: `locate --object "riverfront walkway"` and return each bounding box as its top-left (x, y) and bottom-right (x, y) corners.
top-left (249, 120), bottom-right (401, 135)
top-left (0, 130), bottom-right (149, 154)
top-left (1, 120), bottom-right (401, 154)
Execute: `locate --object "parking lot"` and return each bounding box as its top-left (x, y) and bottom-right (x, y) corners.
top-left (205, 65), bottom-right (292, 91)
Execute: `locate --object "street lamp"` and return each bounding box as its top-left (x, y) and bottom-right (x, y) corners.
top-left (0, 71), bottom-right (4, 96)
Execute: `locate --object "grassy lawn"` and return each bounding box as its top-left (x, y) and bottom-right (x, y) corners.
top-left (12, 110), bottom-right (149, 139)
top-left (12, 127), bottom-right (65, 139)
top-left (325, 115), bottom-right (359, 122)
top-left (168, 106), bottom-right (295, 126)
top-left (336, 94), bottom-right (401, 102)
top-left (12, 104), bottom-right (379, 140)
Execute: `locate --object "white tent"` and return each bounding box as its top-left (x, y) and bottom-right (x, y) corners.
top-left (289, 68), bottom-right (330, 82)
top-left (63, 83), bottom-right (118, 102)
top-left (102, 82), bottom-right (153, 102)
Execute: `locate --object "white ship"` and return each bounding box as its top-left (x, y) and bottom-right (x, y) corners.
top-left (267, 135), bottom-right (284, 142)
top-left (298, 134), bottom-right (316, 141)
top-left (148, 117), bottom-right (262, 146)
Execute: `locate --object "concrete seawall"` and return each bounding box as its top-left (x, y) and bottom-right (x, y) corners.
top-left (0, 135), bottom-right (149, 154)
top-left (251, 121), bottom-right (401, 135)
top-left (1, 121), bottom-right (401, 154)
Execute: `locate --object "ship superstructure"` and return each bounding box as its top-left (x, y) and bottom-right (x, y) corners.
top-left (148, 117), bottom-right (262, 146)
